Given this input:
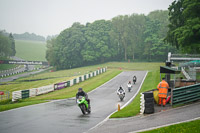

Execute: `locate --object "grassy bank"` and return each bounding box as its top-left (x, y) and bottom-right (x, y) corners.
top-left (140, 119), bottom-right (200, 133)
top-left (15, 40), bottom-right (46, 61)
top-left (0, 69), bottom-right (121, 112)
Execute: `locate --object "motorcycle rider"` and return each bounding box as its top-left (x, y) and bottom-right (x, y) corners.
top-left (76, 88), bottom-right (90, 108)
top-left (127, 81), bottom-right (132, 87)
top-left (117, 86), bottom-right (125, 96)
top-left (133, 75), bottom-right (137, 84)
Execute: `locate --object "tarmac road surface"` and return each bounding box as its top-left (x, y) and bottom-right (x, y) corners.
top-left (88, 101), bottom-right (200, 133)
top-left (0, 71), bottom-right (147, 133)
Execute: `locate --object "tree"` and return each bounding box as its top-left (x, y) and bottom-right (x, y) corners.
top-left (82, 20), bottom-right (113, 63)
top-left (165, 0), bottom-right (200, 53)
top-left (110, 15), bottom-right (129, 61)
top-left (9, 33), bottom-right (16, 56)
top-left (127, 14), bottom-right (146, 60)
top-left (0, 32), bottom-right (12, 57)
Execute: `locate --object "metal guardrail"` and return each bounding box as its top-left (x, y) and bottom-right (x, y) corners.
top-left (172, 83), bottom-right (200, 105)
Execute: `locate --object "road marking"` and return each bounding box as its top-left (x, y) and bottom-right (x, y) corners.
top-left (86, 71), bottom-right (148, 133)
top-left (130, 117), bottom-right (200, 133)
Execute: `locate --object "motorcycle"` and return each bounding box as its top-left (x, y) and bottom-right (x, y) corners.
top-left (77, 96), bottom-right (91, 114)
top-left (127, 84), bottom-right (132, 92)
top-left (117, 89), bottom-right (125, 101)
top-left (133, 76), bottom-right (137, 84)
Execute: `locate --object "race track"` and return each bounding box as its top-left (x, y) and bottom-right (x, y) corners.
top-left (88, 99), bottom-right (200, 133)
top-left (0, 71), bottom-right (147, 133)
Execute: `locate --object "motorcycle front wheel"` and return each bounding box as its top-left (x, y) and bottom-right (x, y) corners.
top-left (80, 104), bottom-right (86, 114)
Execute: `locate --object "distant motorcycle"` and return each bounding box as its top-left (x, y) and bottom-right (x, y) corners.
top-left (127, 83), bottom-right (132, 92)
top-left (133, 76), bottom-right (137, 84)
top-left (117, 87), bottom-right (125, 101)
top-left (77, 96), bottom-right (91, 114)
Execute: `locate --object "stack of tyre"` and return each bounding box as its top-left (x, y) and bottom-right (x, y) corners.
top-left (143, 91), bottom-right (154, 114)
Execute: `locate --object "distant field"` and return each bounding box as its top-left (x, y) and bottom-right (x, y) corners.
top-left (15, 40), bottom-right (47, 61)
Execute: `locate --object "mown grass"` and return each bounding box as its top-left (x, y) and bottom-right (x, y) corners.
top-left (0, 69), bottom-right (121, 112)
top-left (140, 119), bottom-right (200, 133)
top-left (15, 40), bottom-right (46, 61)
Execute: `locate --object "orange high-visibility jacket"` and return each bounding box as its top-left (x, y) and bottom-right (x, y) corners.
top-left (157, 80), bottom-right (169, 98)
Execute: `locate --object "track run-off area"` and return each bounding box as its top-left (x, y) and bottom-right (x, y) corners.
top-left (0, 71), bottom-right (147, 133)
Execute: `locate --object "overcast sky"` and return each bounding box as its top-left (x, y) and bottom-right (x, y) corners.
top-left (0, 0), bottom-right (174, 37)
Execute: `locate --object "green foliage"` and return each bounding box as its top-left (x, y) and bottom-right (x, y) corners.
top-left (46, 10), bottom-right (174, 70)
top-left (0, 32), bottom-right (13, 57)
top-left (165, 0), bottom-right (200, 53)
top-left (9, 33), bottom-right (16, 56)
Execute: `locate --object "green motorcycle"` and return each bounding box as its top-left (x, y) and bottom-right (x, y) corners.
top-left (77, 96), bottom-right (91, 114)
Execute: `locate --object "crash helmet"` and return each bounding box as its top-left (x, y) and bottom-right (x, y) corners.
top-left (78, 88), bottom-right (83, 92)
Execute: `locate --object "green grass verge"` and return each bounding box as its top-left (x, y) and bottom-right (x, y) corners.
top-left (15, 40), bottom-right (46, 61)
top-left (140, 119), bottom-right (200, 133)
top-left (0, 69), bottom-right (121, 112)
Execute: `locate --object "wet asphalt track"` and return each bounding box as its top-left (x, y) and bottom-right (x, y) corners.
top-left (88, 102), bottom-right (200, 133)
top-left (0, 71), bottom-right (147, 133)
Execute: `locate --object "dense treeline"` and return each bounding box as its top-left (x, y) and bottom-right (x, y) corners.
top-left (13, 32), bottom-right (45, 42)
top-left (165, 0), bottom-right (200, 53)
top-left (0, 31), bottom-right (16, 57)
top-left (46, 10), bottom-right (177, 70)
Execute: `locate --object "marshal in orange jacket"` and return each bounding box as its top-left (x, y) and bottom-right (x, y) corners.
top-left (157, 80), bottom-right (169, 98)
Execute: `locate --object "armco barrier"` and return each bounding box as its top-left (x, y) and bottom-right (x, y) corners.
top-left (12, 91), bottom-right (22, 102)
top-left (22, 90), bottom-right (30, 99)
top-left (79, 76), bottom-right (82, 82)
top-left (12, 68), bottom-right (107, 101)
top-left (70, 79), bottom-right (74, 86)
top-left (54, 82), bottom-right (67, 90)
top-left (35, 85), bottom-right (54, 95)
top-left (29, 88), bottom-right (37, 97)
top-left (172, 83), bottom-right (200, 105)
